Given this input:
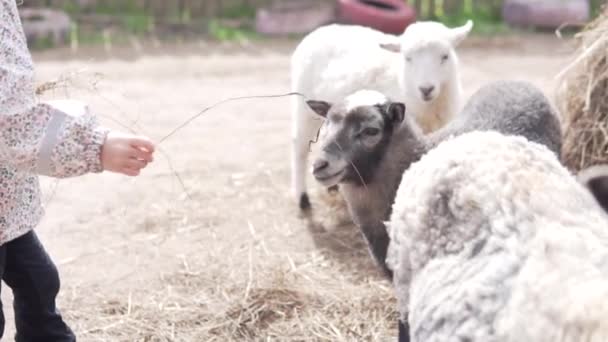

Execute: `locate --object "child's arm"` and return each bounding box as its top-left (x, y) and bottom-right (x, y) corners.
top-left (0, 1), bottom-right (154, 177)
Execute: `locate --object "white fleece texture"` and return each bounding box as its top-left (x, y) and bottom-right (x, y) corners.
top-left (387, 131), bottom-right (608, 342)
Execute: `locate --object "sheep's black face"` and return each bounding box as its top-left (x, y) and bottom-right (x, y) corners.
top-left (307, 94), bottom-right (405, 188)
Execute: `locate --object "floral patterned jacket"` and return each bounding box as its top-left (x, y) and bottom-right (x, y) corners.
top-left (1, 0), bottom-right (109, 245)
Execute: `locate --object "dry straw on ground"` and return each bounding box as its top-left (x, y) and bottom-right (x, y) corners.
top-left (52, 176), bottom-right (398, 341)
top-left (61, 243), bottom-right (398, 341)
top-left (35, 73), bottom-right (397, 341)
top-left (557, 14), bottom-right (608, 171)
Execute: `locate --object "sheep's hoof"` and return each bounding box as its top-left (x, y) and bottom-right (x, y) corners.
top-left (299, 193), bottom-right (311, 211)
top-left (398, 319), bottom-right (411, 342)
top-left (327, 185), bottom-right (339, 193)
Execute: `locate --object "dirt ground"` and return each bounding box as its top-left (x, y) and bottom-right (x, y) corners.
top-left (2, 34), bottom-right (575, 341)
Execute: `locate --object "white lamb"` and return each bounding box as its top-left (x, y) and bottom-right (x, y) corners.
top-left (291, 20), bottom-right (473, 209)
top-left (387, 131), bottom-right (608, 342)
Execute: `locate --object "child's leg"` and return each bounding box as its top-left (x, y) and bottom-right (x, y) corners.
top-left (2, 231), bottom-right (75, 342)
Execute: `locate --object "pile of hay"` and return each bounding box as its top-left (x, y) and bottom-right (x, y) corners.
top-left (61, 254), bottom-right (398, 341)
top-left (558, 13), bottom-right (608, 171)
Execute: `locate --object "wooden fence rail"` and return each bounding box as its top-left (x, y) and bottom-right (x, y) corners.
top-left (21, 0), bottom-right (272, 19)
top-left (20, 0), bottom-right (608, 21)
top-left (21, 0), bottom-right (504, 20)
top-left (408, 0), bottom-right (503, 19)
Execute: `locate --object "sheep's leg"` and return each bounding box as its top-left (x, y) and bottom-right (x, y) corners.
top-left (360, 224), bottom-right (392, 279)
top-left (292, 99), bottom-right (322, 210)
top-left (398, 319), bottom-right (410, 342)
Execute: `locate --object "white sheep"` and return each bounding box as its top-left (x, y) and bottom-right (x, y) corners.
top-left (291, 20), bottom-right (473, 209)
top-left (387, 131), bottom-right (608, 342)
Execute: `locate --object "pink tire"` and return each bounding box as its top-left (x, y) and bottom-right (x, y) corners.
top-left (338, 0), bottom-right (416, 34)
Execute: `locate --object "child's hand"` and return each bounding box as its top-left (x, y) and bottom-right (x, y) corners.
top-left (101, 132), bottom-right (155, 176)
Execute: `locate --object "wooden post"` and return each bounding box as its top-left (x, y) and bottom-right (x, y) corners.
top-left (429, 0), bottom-right (437, 19)
top-left (187, 0), bottom-right (199, 18)
top-left (471, 0), bottom-right (491, 16)
top-left (444, 0), bottom-right (464, 17)
top-left (494, 0), bottom-right (504, 18)
top-left (178, 0), bottom-right (186, 22)
top-left (414, 0), bottom-right (423, 17)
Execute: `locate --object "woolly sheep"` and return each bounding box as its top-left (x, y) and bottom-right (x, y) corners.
top-left (291, 20), bottom-right (473, 210)
top-left (387, 131), bottom-right (608, 342)
top-left (307, 80), bottom-right (561, 279)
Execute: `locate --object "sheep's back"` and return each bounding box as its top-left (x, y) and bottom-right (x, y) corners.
top-left (498, 219), bottom-right (608, 342)
top-left (290, 24), bottom-right (402, 101)
top-left (430, 80), bottom-right (562, 156)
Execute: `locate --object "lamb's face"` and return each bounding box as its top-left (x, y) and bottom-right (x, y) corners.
top-left (306, 90), bottom-right (405, 187)
top-left (401, 40), bottom-right (455, 102)
top-left (380, 20), bottom-right (473, 103)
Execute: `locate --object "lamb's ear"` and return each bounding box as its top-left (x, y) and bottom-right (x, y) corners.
top-left (578, 165), bottom-right (608, 213)
top-left (449, 20), bottom-right (473, 47)
top-left (379, 42), bottom-right (401, 53)
top-left (306, 100), bottom-right (331, 118)
top-left (385, 102), bottom-right (406, 124)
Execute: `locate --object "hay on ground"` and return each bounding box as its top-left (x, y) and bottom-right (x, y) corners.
top-left (62, 256), bottom-right (398, 341)
top-left (558, 14), bottom-right (608, 172)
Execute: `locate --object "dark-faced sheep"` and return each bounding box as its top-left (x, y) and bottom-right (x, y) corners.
top-left (308, 80), bottom-right (561, 279)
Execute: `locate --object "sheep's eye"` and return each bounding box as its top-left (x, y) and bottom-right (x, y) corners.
top-left (406, 56), bottom-right (412, 63)
top-left (362, 127), bottom-right (381, 137)
top-left (441, 54), bottom-right (449, 63)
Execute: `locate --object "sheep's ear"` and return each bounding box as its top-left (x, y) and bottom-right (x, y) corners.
top-left (385, 102), bottom-right (405, 124)
top-left (379, 42), bottom-right (401, 53)
top-left (578, 165), bottom-right (608, 213)
top-left (306, 100), bottom-right (331, 118)
top-left (449, 20), bottom-right (473, 47)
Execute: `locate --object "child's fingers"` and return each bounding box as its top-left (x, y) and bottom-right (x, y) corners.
top-left (125, 158), bottom-right (148, 170)
top-left (130, 136), bottom-right (155, 153)
top-left (130, 147), bottom-right (153, 163)
top-left (121, 167), bottom-right (141, 177)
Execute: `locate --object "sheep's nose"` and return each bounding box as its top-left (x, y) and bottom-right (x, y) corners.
top-left (313, 159), bottom-right (329, 173)
top-left (419, 85), bottom-right (435, 97)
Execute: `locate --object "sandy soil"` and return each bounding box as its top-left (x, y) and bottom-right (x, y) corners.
top-left (1, 34), bottom-right (575, 341)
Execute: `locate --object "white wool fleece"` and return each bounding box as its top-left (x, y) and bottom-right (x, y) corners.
top-left (387, 131), bottom-right (608, 342)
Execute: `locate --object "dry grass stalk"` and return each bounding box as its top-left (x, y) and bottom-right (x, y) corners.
top-left (35, 69), bottom-right (103, 96)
